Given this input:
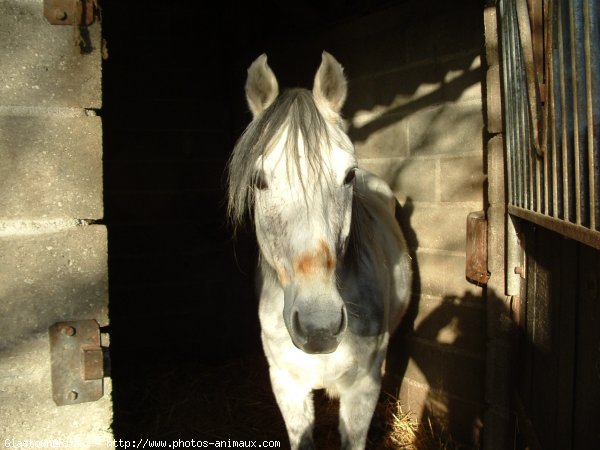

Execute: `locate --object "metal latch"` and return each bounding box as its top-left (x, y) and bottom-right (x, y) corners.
top-left (49, 320), bottom-right (106, 406)
top-left (43, 0), bottom-right (96, 26)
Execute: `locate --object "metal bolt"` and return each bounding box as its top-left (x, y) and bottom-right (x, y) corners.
top-left (514, 266), bottom-right (524, 275)
top-left (67, 390), bottom-right (78, 401)
top-left (54, 9), bottom-right (68, 21)
top-left (60, 325), bottom-right (76, 337)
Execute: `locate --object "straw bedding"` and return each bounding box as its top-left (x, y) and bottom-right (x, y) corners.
top-left (113, 355), bottom-right (464, 449)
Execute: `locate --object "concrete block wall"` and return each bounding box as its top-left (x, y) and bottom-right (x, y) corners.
top-left (344, 6), bottom-right (487, 445)
top-left (483, 4), bottom-right (513, 449)
top-left (0, 1), bottom-right (111, 447)
top-left (350, 18), bottom-right (486, 450)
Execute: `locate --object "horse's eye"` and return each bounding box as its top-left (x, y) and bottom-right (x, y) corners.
top-left (343, 168), bottom-right (356, 186)
top-left (253, 170), bottom-right (269, 190)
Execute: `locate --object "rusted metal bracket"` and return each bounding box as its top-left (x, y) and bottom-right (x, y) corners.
top-left (466, 211), bottom-right (490, 286)
top-left (43, 0), bottom-right (95, 26)
top-left (49, 320), bottom-right (105, 406)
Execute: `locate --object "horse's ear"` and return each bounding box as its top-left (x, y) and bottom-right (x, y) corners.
top-left (245, 54), bottom-right (279, 118)
top-left (312, 51), bottom-right (347, 120)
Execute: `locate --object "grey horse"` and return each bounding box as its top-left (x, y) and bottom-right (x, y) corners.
top-left (227, 52), bottom-right (412, 449)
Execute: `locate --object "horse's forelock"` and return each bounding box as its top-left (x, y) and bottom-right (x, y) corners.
top-left (227, 89), bottom-right (333, 230)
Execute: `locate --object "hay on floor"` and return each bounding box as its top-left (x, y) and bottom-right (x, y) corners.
top-left (113, 355), bottom-right (466, 449)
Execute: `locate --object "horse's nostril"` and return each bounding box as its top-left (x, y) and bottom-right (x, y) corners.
top-left (292, 309), bottom-right (305, 337)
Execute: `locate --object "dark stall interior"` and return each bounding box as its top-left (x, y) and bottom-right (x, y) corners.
top-left (102, 0), bottom-right (485, 446)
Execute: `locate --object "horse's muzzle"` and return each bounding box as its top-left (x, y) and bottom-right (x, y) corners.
top-left (289, 305), bottom-right (348, 354)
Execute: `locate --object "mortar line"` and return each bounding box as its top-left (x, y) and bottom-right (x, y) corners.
top-left (0, 106), bottom-right (92, 117)
top-left (0, 219), bottom-right (92, 237)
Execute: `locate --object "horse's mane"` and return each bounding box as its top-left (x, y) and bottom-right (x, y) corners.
top-left (226, 89), bottom-right (333, 229)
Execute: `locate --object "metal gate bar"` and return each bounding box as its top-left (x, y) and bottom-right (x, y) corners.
top-left (499, 0), bottom-right (600, 250)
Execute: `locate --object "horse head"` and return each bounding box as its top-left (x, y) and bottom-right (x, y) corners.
top-left (229, 52), bottom-right (357, 354)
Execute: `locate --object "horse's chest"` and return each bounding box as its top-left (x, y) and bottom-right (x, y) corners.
top-left (318, 352), bottom-right (357, 388)
top-left (275, 343), bottom-right (358, 390)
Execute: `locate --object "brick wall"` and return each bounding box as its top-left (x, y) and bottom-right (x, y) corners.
top-left (0, 1), bottom-right (111, 445)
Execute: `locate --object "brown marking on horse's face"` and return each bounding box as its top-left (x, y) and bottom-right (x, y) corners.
top-left (294, 239), bottom-right (336, 278)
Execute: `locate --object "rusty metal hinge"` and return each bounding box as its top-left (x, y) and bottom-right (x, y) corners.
top-left (466, 211), bottom-right (490, 286)
top-left (49, 320), bottom-right (107, 406)
top-left (43, 0), bottom-right (96, 26)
